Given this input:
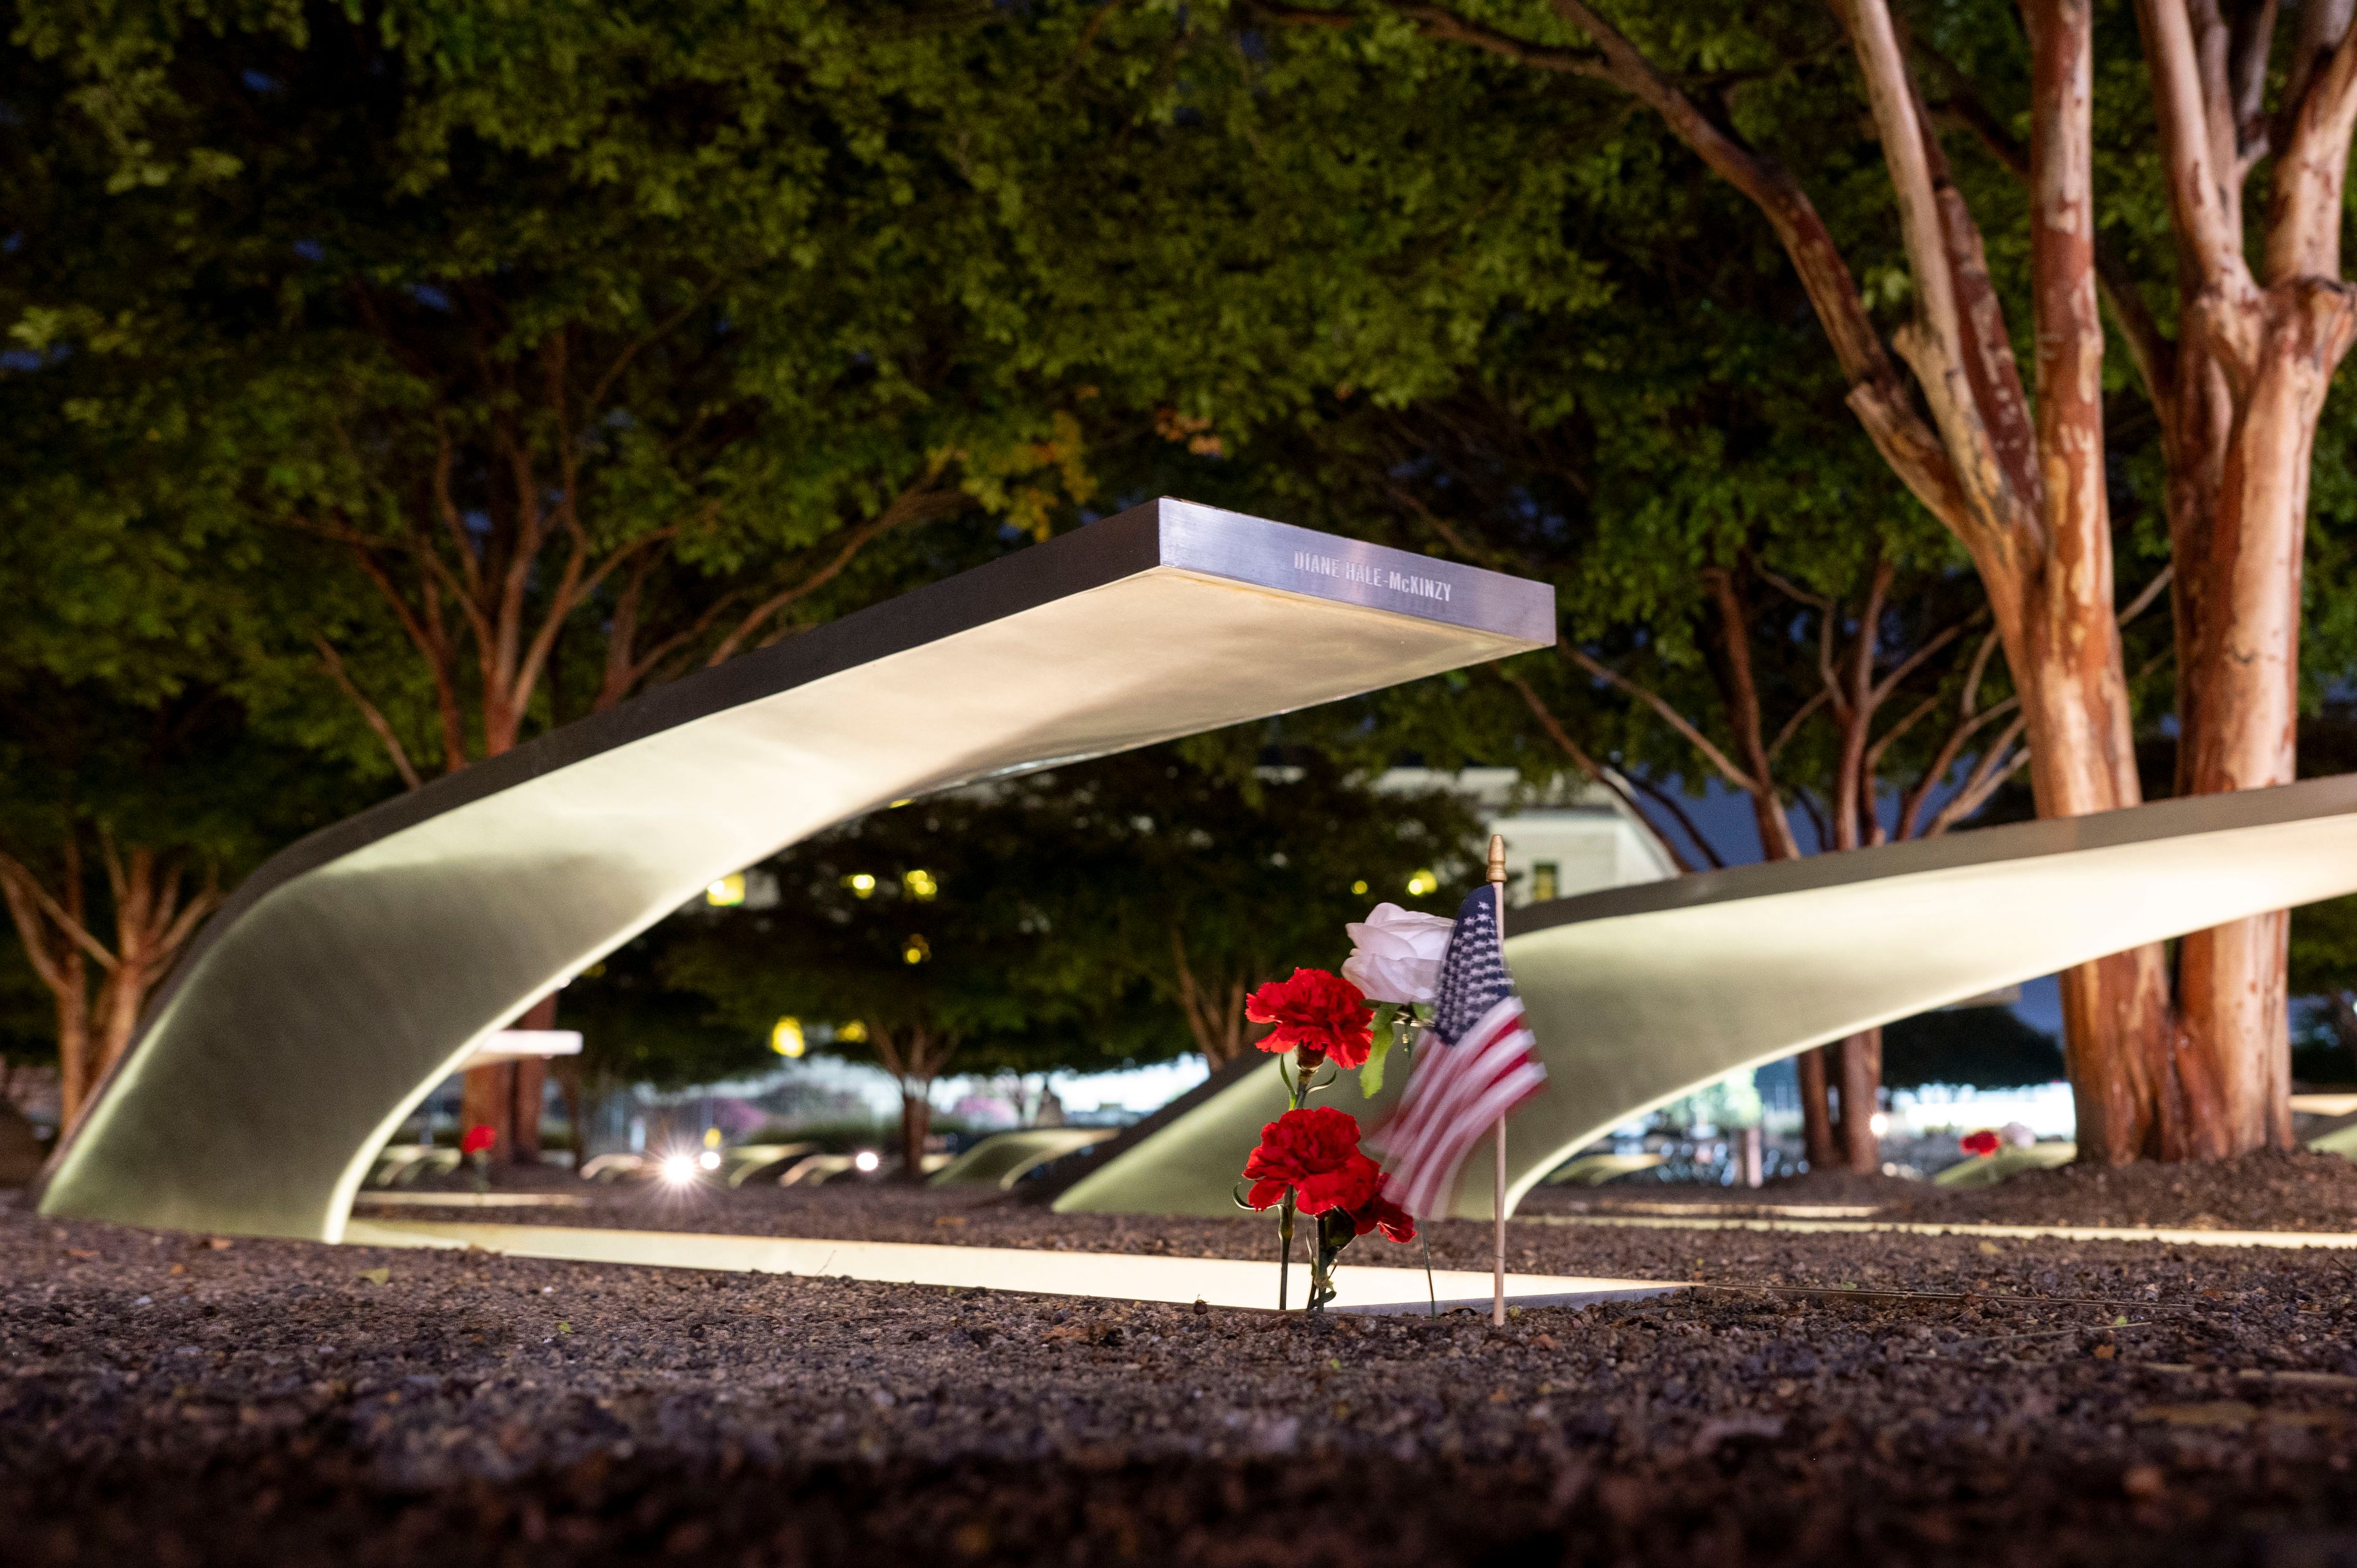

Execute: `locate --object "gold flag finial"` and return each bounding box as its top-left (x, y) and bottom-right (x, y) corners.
top-left (1485, 832), bottom-right (1507, 886)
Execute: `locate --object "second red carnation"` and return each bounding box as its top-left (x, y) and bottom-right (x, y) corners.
top-left (1242, 1105), bottom-right (1382, 1215)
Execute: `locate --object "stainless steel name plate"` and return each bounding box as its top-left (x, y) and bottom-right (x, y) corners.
top-left (38, 499), bottom-right (1555, 1242)
top-left (1158, 501), bottom-right (1553, 643)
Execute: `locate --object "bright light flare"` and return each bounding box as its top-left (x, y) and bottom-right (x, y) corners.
top-left (853, 1150), bottom-right (881, 1173)
top-left (660, 1154), bottom-right (700, 1186)
top-left (1868, 1111), bottom-right (1890, 1138)
top-left (697, 1149), bottom-right (722, 1170)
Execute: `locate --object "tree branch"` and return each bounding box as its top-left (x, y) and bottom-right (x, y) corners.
top-left (0, 851), bottom-right (118, 973)
top-left (2120, 561), bottom-right (2174, 625)
top-left (1500, 671), bottom-right (1706, 873)
top-left (1617, 767), bottom-right (1725, 872)
top-left (2135, 0), bottom-right (2252, 288)
top-left (1557, 638), bottom-right (1757, 794)
top-left (705, 486), bottom-right (967, 667)
top-left (1919, 34), bottom-right (2179, 408)
top-left (313, 636), bottom-right (423, 790)
top-left (1839, 0), bottom-right (2040, 550)
top-left (1926, 714), bottom-right (2032, 832)
top-left (1525, 0), bottom-right (1975, 531)
top-left (1703, 568), bottom-right (1805, 859)
top-left (1374, 1), bottom-right (1608, 74)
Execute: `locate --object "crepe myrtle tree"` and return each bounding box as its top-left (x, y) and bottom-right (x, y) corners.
top-left (1215, 0), bottom-right (2357, 1162)
top-left (1252, 354), bottom-right (2165, 1168)
top-left (0, 676), bottom-right (360, 1132)
top-left (10, 0), bottom-right (1105, 1142)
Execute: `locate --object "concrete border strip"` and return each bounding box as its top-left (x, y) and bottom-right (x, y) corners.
top-left (343, 1218), bottom-right (1679, 1315)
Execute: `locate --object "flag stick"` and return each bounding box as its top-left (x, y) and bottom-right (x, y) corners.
top-left (1486, 833), bottom-right (1508, 1328)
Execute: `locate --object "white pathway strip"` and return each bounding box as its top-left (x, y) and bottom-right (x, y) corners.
top-left (353, 1192), bottom-right (589, 1209)
top-left (1529, 1213), bottom-right (2357, 1250)
top-left (343, 1219), bottom-right (1679, 1315)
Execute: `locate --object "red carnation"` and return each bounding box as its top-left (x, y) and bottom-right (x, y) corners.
top-left (460, 1124), bottom-right (497, 1157)
top-left (1246, 968), bottom-right (1374, 1070)
top-left (1344, 1188), bottom-right (1417, 1244)
top-left (1242, 1106), bottom-right (1382, 1215)
top-left (1959, 1129), bottom-right (2002, 1158)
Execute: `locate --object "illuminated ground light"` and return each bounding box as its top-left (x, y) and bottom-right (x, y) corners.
top-left (697, 1149), bottom-right (722, 1171)
top-left (854, 1150), bottom-right (882, 1173)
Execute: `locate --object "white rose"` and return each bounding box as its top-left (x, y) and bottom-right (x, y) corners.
top-left (1342, 902), bottom-right (1455, 1004)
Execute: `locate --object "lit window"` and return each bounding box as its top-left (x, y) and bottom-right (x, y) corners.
top-left (1404, 870), bottom-right (1438, 897)
top-left (705, 873), bottom-right (746, 907)
top-left (845, 872), bottom-right (877, 898)
top-left (1530, 861), bottom-right (1560, 902)
top-left (770, 1017), bottom-right (807, 1057)
top-left (904, 868), bottom-right (938, 900)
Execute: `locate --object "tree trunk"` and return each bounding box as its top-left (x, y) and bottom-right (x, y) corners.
top-left (551, 1056), bottom-right (587, 1164)
top-left (2012, 548), bottom-right (2185, 1162)
top-left (462, 994), bottom-right (555, 1164)
top-left (1795, 1046), bottom-right (1838, 1171)
top-left (2169, 292), bottom-right (2357, 1156)
top-left (1169, 928), bottom-right (1250, 1065)
top-left (52, 974), bottom-right (93, 1133)
top-left (1833, 1029), bottom-right (1883, 1174)
top-left (457, 995), bottom-right (554, 1155)
top-left (899, 1087), bottom-right (932, 1180)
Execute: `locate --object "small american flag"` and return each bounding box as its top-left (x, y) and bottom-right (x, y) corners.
top-left (1374, 880), bottom-right (1547, 1219)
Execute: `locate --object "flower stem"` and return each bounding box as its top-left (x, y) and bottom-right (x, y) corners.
top-left (1277, 1191), bottom-right (1296, 1311)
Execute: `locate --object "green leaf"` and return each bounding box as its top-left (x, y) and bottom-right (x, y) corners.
top-left (1357, 1023), bottom-right (1385, 1094)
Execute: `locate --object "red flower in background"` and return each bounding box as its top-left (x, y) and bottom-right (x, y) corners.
top-left (1246, 968), bottom-right (1374, 1070)
top-left (1242, 1106), bottom-right (1381, 1215)
top-left (1345, 1188), bottom-right (1417, 1244)
top-left (460, 1124), bottom-right (497, 1157)
top-left (1959, 1129), bottom-right (2002, 1158)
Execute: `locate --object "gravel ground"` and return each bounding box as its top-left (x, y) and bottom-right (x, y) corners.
top-left (10, 1183), bottom-right (2357, 1566)
top-left (1521, 1151), bottom-right (2357, 1232)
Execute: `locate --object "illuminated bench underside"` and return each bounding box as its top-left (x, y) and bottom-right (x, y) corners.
top-left (38, 500), bottom-right (1551, 1242)
top-left (1051, 774), bottom-right (2357, 1219)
